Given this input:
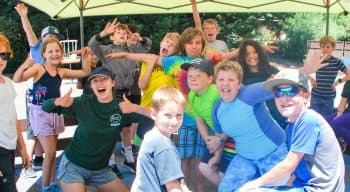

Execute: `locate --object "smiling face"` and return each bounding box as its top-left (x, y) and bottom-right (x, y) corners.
top-left (41, 40), bottom-right (63, 65)
top-left (184, 35), bottom-right (203, 58)
top-left (245, 45), bottom-right (259, 71)
top-left (90, 76), bottom-right (115, 103)
top-left (320, 42), bottom-right (334, 56)
top-left (203, 23), bottom-right (218, 42)
top-left (159, 37), bottom-right (178, 56)
top-left (152, 101), bottom-right (184, 137)
top-left (274, 84), bottom-right (309, 122)
top-left (215, 70), bottom-right (241, 102)
top-left (187, 66), bottom-right (212, 95)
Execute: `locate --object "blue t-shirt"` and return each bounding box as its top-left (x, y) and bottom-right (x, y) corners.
top-left (131, 128), bottom-right (184, 192)
top-left (30, 42), bottom-right (44, 64)
top-left (286, 109), bottom-right (345, 191)
top-left (213, 83), bottom-right (285, 159)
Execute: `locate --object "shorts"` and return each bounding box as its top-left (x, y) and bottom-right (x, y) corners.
top-left (177, 125), bottom-right (206, 159)
top-left (26, 123), bottom-right (36, 140)
top-left (57, 154), bottom-right (117, 187)
top-left (247, 186), bottom-right (307, 192)
top-left (0, 146), bottom-right (16, 192)
top-left (28, 104), bottom-right (65, 136)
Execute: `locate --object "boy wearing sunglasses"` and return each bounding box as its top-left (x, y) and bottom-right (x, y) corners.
top-left (239, 68), bottom-right (345, 192)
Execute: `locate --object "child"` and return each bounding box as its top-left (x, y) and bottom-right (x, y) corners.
top-left (239, 68), bottom-right (345, 192)
top-left (212, 60), bottom-right (288, 192)
top-left (89, 19), bottom-right (152, 168)
top-left (13, 38), bottom-right (91, 192)
top-left (131, 87), bottom-right (190, 192)
top-left (107, 27), bottom-right (229, 191)
top-left (308, 35), bottom-right (349, 116)
top-left (190, 0), bottom-right (229, 53)
top-left (180, 58), bottom-right (232, 185)
top-left (0, 33), bottom-right (30, 192)
top-left (238, 39), bottom-right (286, 128)
top-left (42, 67), bottom-right (150, 192)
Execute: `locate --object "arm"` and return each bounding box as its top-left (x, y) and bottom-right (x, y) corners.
top-left (119, 94), bottom-right (151, 117)
top-left (105, 52), bottom-right (162, 66)
top-left (238, 151), bottom-right (303, 192)
top-left (13, 56), bottom-right (37, 83)
top-left (138, 59), bottom-right (157, 89)
top-left (59, 49), bottom-right (92, 78)
top-left (165, 180), bottom-right (185, 192)
top-left (14, 3), bottom-right (39, 47)
top-left (42, 88), bottom-right (73, 114)
top-left (128, 34), bottom-right (152, 53)
top-left (334, 97), bottom-right (348, 119)
top-left (190, 0), bottom-right (202, 30)
top-left (16, 120), bottom-right (30, 169)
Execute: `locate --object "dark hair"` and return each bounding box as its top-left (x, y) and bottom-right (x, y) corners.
top-left (238, 39), bottom-right (270, 81)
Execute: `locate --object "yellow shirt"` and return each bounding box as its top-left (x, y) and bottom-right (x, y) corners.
top-left (139, 62), bottom-right (176, 107)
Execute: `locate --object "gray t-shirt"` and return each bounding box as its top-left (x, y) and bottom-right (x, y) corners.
top-left (131, 128), bottom-right (184, 192)
top-left (208, 40), bottom-right (229, 53)
top-left (287, 109), bottom-right (345, 192)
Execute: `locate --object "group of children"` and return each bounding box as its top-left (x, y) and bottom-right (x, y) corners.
top-left (0, 1), bottom-right (348, 192)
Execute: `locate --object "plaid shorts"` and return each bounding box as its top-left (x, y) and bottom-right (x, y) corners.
top-left (177, 125), bottom-right (206, 159)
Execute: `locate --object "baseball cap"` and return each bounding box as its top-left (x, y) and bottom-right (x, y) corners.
top-left (181, 58), bottom-right (214, 76)
top-left (263, 68), bottom-right (309, 91)
top-left (41, 26), bottom-right (64, 40)
top-left (88, 67), bottom-right (115, 81)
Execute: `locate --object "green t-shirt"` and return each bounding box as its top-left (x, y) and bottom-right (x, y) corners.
top-left (188, 84), bottom-right (219, 129)
top-left (42, 94), bottom-right (148, 170)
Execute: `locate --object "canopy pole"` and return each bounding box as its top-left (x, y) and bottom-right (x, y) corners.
top-left (80, 0), bottom-right (84, 48)
top-left (326, 0), bottom-right (330, 35)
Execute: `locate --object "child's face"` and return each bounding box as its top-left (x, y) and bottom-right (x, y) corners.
top-left (90, 76), bottom-right (115, 103)
top-left (203, 23), bottom-right (218, 42)
top-left (159, 37), bottom-right (177, 56)
top-left (111, 29), bottom-right (128, 45)
top-left (0, 45), bottom-right (8, 74)
top-left (215, 70), bottom-right (241, 102)
top-left (185, 35), bottom-right (203, 58)
top-left (42, 42), bottom-right (63, 65)
top-left (320, 43), bottom-right (334, 55)
top-left (152, 101), bottom-right (184, 137)
top-left (245, 45), bottom-right (259, 70)
top-left (187, 67), bottom-right (212, 95)
top-left (274, 85), bottom-right (309, 122)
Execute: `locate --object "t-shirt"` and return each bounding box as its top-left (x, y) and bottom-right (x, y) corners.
top-left (286, 109), bottom-right (345, 191)
top-left (139, 62), bottom-right (175, 107)
top-left (131, 128), bottom-right (183, 192)
top-left (42, 94), bottom-right (151, 170)
top-left (188, 84), bottom-right (219, 129)
top-left (30, 42), bottom-right (44, 64)
top-left (341, 80), bottom-right (350, 112)
top-left (213, 83), bottom-right (285, 159)
top-left (0, 76), bottom-right (17, 150)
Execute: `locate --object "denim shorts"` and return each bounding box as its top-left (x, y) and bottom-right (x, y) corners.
top-left (57, 154), bottom-right (117, 187)
top-left (28, 104), bottom-right (65, 136)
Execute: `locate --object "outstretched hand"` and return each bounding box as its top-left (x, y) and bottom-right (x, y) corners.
top-left (303, 50), bottom-right (330, 74)
top-left (119, 94), bottom-right (139, 113)
top-left (263, 45), bottom-right (279, 53)
top-left (105, 52), bottom-right (126, 60)
top-left (55, 88), bottom-right (73, 107)
top-left (14, 3), bottom-right (28, 17)
top-left (102, 18), bottom-right (120, 37)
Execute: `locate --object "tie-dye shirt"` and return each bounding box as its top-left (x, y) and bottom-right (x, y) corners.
top-left (162, 55), bottom-right (197, 126)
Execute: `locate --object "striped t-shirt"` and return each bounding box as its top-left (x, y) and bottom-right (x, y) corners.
top-left (312, 56), bottom-right (347, 98)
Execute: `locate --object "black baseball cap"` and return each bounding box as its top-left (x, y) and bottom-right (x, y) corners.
top-left (88, 67), bottom-right (115, 81)
top-left (181, 58), bottom-right (214, 76)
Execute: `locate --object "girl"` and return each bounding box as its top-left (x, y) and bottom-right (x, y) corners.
top-left (42, 67), bottom-right (150, 192)
top-left (107, 27), bottom-right (239, 192)
top-left (13, 38), bottom-right (90, 192)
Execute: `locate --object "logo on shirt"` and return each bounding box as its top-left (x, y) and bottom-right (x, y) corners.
top-left (110, 114), bottom-right (121, 127)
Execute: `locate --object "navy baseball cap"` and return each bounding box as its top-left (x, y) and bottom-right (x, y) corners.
top-left (41, 26), bottom-right (64, 40)
top-left (88, 67), bottom-right (115, 81)
top-left (181, 58), bottom-right (214, 76)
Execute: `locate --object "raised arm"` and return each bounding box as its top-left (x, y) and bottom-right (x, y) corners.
top-left (105, 52), bottom-right (162, 66)
top-left (14, 3), bottom-right (39, 47)
top-left (138, 57), bottom-right (159, 89)
top-left (13, 55), bottom-right (37, 82)
top-left (190, 0), bottom-right (202, 30)
top-left (60, 50), bottom-right (92, 79)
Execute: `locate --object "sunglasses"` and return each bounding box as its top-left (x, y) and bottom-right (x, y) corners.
top-left (273, 86), bottom-right (300, 98)
top-left (0, 52), bottom-right (11, 61)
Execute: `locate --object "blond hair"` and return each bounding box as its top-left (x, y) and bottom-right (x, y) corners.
top-left (152, 87), bottom-right (186, 111)
top-left (214, 60), bottom-right (243, 84)
top-left (0, 33), bottom-right (13, 58)
top-left (319, 35), bottom-right (336, 48)
top-left (177, 27), bottom-right (207, 56)
top-left (203, 18), bottom-right (220, 33)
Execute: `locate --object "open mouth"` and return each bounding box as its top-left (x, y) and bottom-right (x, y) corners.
top-left (161, 48), bottom-right (168, 55)
top-left (97, 88), bottom-right (107, 93)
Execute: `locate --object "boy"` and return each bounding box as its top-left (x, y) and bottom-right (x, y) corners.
top-left (239, 68), bottom-right (345, 192)
top-left (131, 87), bottom-right (189, 192)
top-left (0, 33), bottom-right (30, 192)
top-left (181, 58), bottom-right (231, 185)
top-left (190, 0), bottom-right (229, 53)
top-left (88, 19), bottom-right (152, 169)
top-left (308, 35), bottom-right (349, 116)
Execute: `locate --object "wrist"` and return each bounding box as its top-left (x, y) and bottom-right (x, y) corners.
top-left (337, 110), bottom-right (344, 114)
top-left (139, 105), bottom-right (144, 114)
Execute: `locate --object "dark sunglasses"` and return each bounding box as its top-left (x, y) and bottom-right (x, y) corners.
top-left (273, 86), bottom-right (300, 98)
top-left (0, 52), bottom-right (11, 61)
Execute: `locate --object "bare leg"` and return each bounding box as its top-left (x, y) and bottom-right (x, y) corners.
top-left (181, 158), bottom-right (191, 187)
top-left (195, 158), bottom-right (204, 192)
top-left (60, 180), bottom-right (85, 192)
top-left (37, 135), bottom-right (57, 187)
top-left (198, 162), bottom-right (223, 185)
top-left (96, 178), bottom-right (128, 192)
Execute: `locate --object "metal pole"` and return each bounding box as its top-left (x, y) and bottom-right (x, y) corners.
top-left (326, 0), bottom-right (330, 35)
top-left (80, 0), bottom-right (84, 48)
